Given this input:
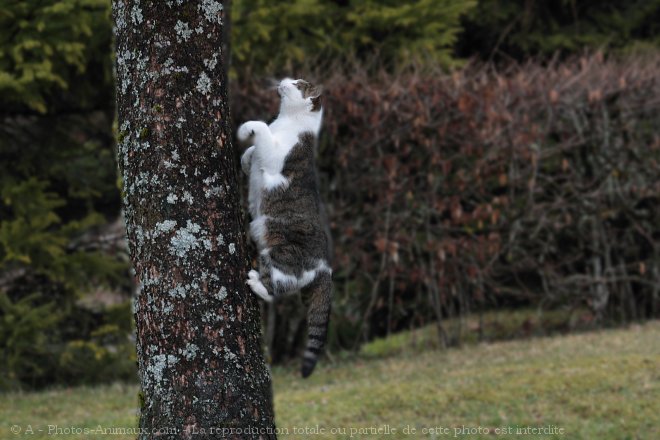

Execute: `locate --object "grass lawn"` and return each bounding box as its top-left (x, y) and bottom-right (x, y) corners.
top-left (1, 321), bottom-right (658, 439)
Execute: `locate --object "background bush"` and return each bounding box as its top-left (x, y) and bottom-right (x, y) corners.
top-left (233, 54), bottom-right (660, 356)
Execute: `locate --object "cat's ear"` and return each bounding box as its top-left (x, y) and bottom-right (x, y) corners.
top-left (309, 85), bottom-right (323, 99)
top-left (309, 86), bottom-right (323, 112)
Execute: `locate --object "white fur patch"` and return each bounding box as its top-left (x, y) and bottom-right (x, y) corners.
top-left (271, 259), bottom-right (331, 293)
top-left (272, 266), bottom-right (299, 290)
top-left (248, 158), bottom-right (263, 217)
top-left (261, 171), bottom-right (290, 191)
top-left (249, 216), bottom-right (269, 248)
top-left (303, 350), bottom-right (316, 359)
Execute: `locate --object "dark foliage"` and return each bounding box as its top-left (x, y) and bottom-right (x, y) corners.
top-left (457, 0), bottom-right (660, 61)
top-left (0, 0), bottom-right (131, 390)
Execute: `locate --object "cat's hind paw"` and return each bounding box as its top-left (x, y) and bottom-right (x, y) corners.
top-left (247, 271), bottom-right (273, 303)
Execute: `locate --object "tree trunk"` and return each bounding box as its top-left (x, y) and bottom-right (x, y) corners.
top-left (112, 1), bottom-right (276, 438)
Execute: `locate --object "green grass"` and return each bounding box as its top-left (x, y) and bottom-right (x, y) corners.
top-left (2, 321), bottom-right (659, 439)
top-left (0, 382), bottom-right (138, 438)
top-left (358, 307), bottom-right (587, 359)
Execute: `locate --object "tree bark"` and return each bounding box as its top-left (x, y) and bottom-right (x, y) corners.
top-left (112, 1), bottom-right (276, 438)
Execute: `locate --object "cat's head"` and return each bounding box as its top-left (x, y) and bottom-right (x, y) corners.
top-left (278, 78), bottom-right (323, 114)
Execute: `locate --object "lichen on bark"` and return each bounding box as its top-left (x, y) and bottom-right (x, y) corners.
top-left (112, 1), bottom-right (276, 438)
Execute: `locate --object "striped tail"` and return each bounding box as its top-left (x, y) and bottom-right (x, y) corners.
top-left (300, 271), bottom-right (332, 378)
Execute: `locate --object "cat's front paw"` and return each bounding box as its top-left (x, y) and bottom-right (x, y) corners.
top-left (237, 122), bottom-right (257, 142)
top-left (247, 270), bottom-right (273, 303)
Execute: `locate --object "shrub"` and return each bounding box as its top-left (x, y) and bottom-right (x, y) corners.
top-left (232, 53), bottom-right (660, 355)
top-left (57, 325), bottom-right (136, 386)
top-left (0, 292), bottom-right (60, 389)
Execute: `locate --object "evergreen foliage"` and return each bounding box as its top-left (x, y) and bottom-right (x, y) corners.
top-left (0, 0), bottom-right (114, 113)
top-left (0, 0), bottom-right (129, 390)
top-left (0, 291), bottom-right (60, 389)
top-left (458, 0), bottom-right (660, 60)
top-left (231, 0), bottom-right (476, 74)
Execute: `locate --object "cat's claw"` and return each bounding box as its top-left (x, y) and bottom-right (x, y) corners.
top-left (247, 270), bottom-right (273, 302)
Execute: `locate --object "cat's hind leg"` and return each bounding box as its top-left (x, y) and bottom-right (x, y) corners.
top-left (246, 250), bottom-right (276, 302)
top-left (246, 249), bottom-right (299, 302)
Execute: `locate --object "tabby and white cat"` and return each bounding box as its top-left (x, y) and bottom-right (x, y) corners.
top-left (237, 78), bottom-right (332, 378)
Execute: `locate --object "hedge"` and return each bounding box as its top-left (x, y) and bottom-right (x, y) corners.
top-left (232, 54), bottom-right (660, 355)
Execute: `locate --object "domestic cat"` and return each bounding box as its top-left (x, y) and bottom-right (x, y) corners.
top-left (237, 78), bottom-right (332, 378)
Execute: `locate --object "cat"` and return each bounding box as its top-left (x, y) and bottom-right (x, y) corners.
top-left (237, 78), bottom-right (332, 378)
